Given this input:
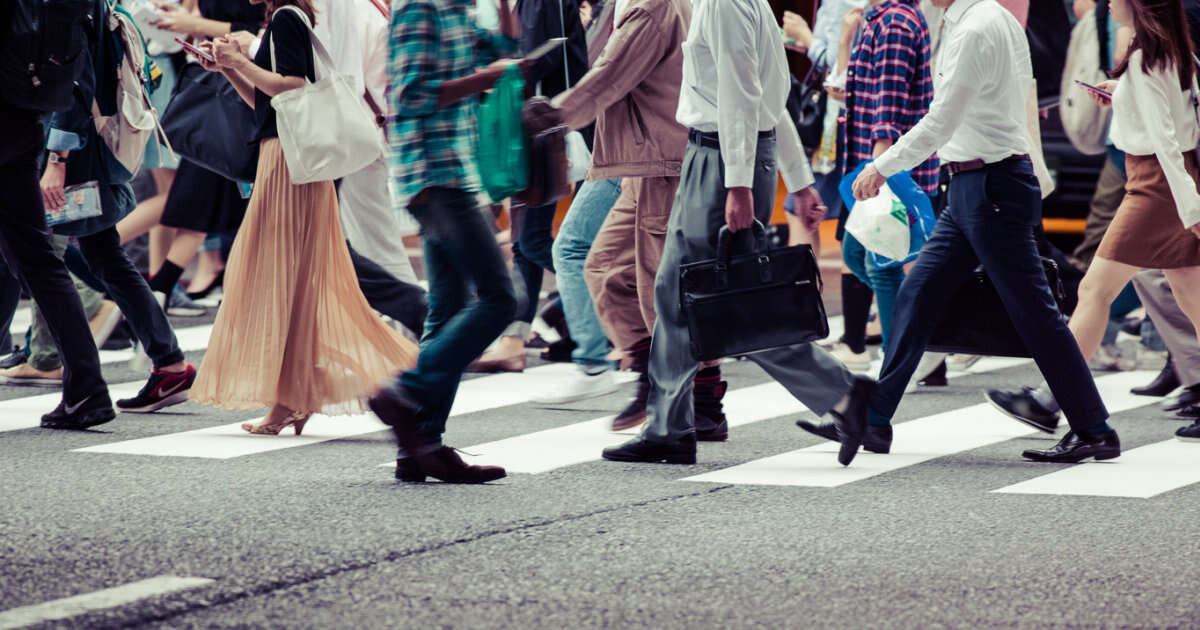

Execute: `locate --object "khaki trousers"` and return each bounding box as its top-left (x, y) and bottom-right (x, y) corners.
top-left (584, 176), bottom-right (677, 353)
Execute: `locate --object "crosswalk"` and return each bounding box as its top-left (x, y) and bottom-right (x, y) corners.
top-left (2, 318), bottom-right (1197, 499)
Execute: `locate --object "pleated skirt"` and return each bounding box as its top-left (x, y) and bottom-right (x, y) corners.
top-left (190, 138), bottom-right (418, 415)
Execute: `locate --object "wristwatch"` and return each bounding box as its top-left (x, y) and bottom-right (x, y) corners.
top-left (47, 152), bottom-right (68, 166)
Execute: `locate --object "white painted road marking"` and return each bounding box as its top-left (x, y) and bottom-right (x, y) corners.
top-left (682, 371), bottom-right (1157, 488)
top-left (993, 439), bottom-right (1200, 498)
top-left (0, 575), bottom-right (213, 630)
top-left (74, 363), bottom-right (592, 459)
top-left (0, 382), bottom-right (145, 433)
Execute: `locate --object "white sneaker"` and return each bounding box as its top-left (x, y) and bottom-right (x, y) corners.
top-left (532, 368), bottom-right (619, 404)
top-left (829, 343), bottom-right (872, 371)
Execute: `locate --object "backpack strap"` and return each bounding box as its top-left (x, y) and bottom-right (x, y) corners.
top-left (1096, 0), bottom-right (1111, 74)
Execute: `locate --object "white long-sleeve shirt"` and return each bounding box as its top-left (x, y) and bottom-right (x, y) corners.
top-left (873, 0), bottom-right (1030, 178)
top-left (311, 0), bottom-right (389, 110)
top-left (675, 0), bottom-right (814, 192)
top-left (1109, 50), bottom-right (1200, 229)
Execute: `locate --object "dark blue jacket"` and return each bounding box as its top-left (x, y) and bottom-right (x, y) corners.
top-left (46, 0), bottom-right (136, 238)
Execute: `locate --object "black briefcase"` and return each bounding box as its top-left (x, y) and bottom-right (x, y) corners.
top-left (680, 222), bottom-right (830, 362)
top-left (927, 257), bottom-right (1067, 358)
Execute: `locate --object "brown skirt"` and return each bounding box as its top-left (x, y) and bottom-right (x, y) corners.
top-left (1096, 152), bottom-right (1200, 268)
top-left (190, 138), bottom-right (418, 415)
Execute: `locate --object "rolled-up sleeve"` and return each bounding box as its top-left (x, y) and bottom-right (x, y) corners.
top-left (389, 1), bottom-right (444, 118)
top-left (868, 20), bottom-right (919, 144)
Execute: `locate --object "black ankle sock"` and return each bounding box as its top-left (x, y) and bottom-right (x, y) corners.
top-left (841, 273), bottom-right (873, 354)
top-left (150, 261), bottom-right (184, 295)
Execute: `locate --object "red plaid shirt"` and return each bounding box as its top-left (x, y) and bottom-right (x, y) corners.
top-left (844, 0), bottom-right (938, 193)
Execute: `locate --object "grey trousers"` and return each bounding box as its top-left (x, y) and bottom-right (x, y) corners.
top-left (640, 135), bottom-right (854, 443)
top-left (1132, 269), bottom-right (1200, 387)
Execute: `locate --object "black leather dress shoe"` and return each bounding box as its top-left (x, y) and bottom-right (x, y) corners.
top-left (985, 388), bottom-right (1060, 433)
top-left (795, 420), bottom-right (892, 453)
top-left (1163, 385), bottom-right (1200, 412)
top-left (1021, 430), bottom-right (1121, 463)
top-left (395, 457), bottom-right (424, 482)
top-left (831, 376), bottom-right (875, 466)
top-left (1176, 421), bottom-right (1200, 442)
top-left (1131, 356), bottom-right (1179, 397)
top-left (696, 421), bottom-right (728, 442)
top-left (602, 436), bottom-right (697, 464)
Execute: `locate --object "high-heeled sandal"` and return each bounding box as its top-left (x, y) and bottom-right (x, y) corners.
top-left (241, 412), bottom-right (312, 436)
top-left (186, 269), bottom-right (225, 300)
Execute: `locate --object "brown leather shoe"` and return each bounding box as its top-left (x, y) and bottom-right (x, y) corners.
top-left (415, 446), bottom-right (507, 484)
top-left (466, 353), bottom-right (527, 373)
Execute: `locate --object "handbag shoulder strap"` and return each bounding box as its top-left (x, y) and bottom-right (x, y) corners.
top-left (269, 5), bottom-right (337, 80)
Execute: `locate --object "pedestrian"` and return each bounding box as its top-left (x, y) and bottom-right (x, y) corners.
top-left (368, 0), bottom-right (524, 483)
top-left (15, 0), bottom-right (198, 413)
top-left (0, 0), bottom-right (114, 429)
top-left (851, 0), bottom-right (1120, 464)
top-left (601, 0), bottom-right (873, 467)
top-left (537, 0), bottom-right (730, 440)
top-left (989, 0), bottom-right (1200, 450)
top-left (188, 0), bottom-right (418, 435)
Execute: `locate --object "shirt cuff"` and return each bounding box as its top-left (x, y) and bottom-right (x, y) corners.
top-left (46, 129), bottom-right (84, 152)
top-left (779, 163), bottom-right (814, 193)
top-left (724, 163), bottom-right (755, 190)
top-left (874, 151), bottom-right (901, 179)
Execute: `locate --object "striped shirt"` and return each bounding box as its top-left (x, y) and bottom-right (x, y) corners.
top-left (388, 0), bottom-right (516, 209)
top-left (843, 0), bottom-right (938, 193)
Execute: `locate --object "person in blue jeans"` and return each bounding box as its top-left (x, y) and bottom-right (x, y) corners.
top-left (533, 178), bottom-right (623, 402)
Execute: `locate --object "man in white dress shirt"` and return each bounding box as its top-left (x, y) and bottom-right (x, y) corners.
top-left (602, 0), bottom-right (874, 466)
top-left (851, 0), bottom-right (1120, 464)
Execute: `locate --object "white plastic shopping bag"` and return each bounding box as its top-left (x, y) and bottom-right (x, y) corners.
top-left (844, 184), bottom-right (911, 261)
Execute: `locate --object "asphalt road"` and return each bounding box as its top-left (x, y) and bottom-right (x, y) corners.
top-left (1, 310), bottom-right (1198, 630)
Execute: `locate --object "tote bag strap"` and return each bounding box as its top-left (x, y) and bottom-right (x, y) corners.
top-left (269, 5), bottom-right (337, 81)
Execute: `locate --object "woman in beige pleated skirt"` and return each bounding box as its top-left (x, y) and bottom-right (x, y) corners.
top-left (190, 0), bottom-right (417, 434)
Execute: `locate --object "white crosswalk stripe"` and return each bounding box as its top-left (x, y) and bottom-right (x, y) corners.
top-left (992, 439), bottom-right (1200, 498)
top-left (73, 363), bottom-right (620, 459)
top-left (682, 370), bottom-right (1157, 488)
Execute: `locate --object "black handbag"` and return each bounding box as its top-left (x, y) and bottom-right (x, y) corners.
top-left (680, 221), bottom-right (830, 361)
top-left (160, 63), bottom-right (259, 182)
top-left (516, 96), bottom-right (571, 208)
top-left (927, 257), bottom-right (1067, 358)
top-left (786, 63), bottom-right (827, 155)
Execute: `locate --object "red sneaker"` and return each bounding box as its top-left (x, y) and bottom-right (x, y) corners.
top-left (116, 364), bottom-right (197, 413)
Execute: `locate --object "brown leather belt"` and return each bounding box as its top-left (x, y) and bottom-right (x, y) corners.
top-left (946, 154), bottom-right (1031, 176)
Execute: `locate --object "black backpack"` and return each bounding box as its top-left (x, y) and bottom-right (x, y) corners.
top-left (0, 0), bottom-right (93, 112)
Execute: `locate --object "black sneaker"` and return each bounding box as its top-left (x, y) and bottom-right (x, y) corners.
top-left (985, 388), bottom-right (1061, 433)
top-left (0, 346), bottom-right (26, 370)
top-left (116, 364), bottom-right (197, 413)
top-left (41, 392), bottom-right (116, 430)
top-left (1176, 422), bottom-right (1200, 442)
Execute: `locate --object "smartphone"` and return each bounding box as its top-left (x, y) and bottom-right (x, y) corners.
top-left (524, 37), bottom-right (568, 61)
top-left (174, 37), bottom-right (215, 63)
top-left (1074, 79), bottom-right (1112, 98)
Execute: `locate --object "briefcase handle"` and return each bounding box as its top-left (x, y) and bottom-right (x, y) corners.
top-left (715, 220), bottom-right (772, 287)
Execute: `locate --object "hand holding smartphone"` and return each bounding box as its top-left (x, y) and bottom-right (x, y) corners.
top-left (1074, 79), bottom-right (1112, 99)
top-left (175, 37), bottom-right (215, 63)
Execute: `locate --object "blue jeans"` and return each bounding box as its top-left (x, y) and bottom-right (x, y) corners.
top-left (507, 201), bottom-right (557, 337)
top-left (868, 160), bottom-right (1109, 435)
top-left (551, 179), bottom-right (622, 367)
top-left (399, 188), bottom-right (517, 441)
top-left (841, 233), bottom-right (904, 355)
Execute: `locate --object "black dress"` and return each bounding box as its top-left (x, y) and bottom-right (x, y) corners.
top-left (160, 0), bottom-right (265, 234)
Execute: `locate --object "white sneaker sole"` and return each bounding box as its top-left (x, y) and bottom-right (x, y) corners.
top-left (118, 390), bottom-right (190, 413)
top-left (1176, 434), bottom-right (1200, 443)
top-left (532, 382), bottom-right (620, 405)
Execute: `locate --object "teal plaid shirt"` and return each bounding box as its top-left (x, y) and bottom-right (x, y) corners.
top-left (388, 0), bottom-right (516, 209)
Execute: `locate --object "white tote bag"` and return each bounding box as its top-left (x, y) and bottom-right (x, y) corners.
top-left (269, 6), bottom-right (384, 184)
